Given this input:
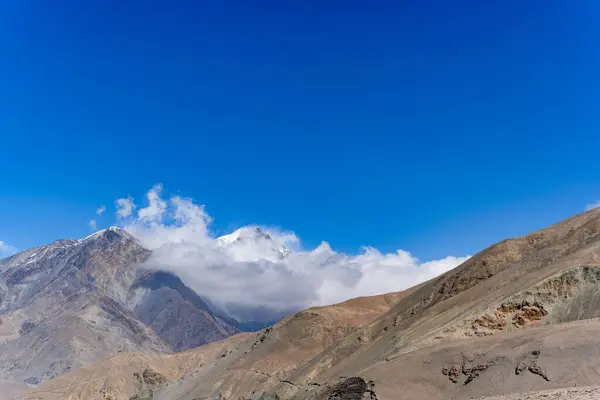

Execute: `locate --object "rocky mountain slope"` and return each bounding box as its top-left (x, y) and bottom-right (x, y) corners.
top-left (0, 227), bottom-right (241, 394)
top-left (16, 207), bottom-right (600, 400)
top-left (13, 290), bottom-right (405, 400)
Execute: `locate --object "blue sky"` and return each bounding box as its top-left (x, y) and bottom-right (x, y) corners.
top-left (0, 1), bottom-right (599, 260)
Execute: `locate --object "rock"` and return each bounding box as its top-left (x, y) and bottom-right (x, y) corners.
top-left (23, 376), bottom-right (41, 386)
top-left (314, 377), bottom-right (374, 400)
top-left (248, 392), bottom-right (280, 400)
top-left (19, 321), bottom-right (36, 335)
top-left (516, 350), bottom-right (550, 381)
top-left (129, 368), bottom-right (168, 400)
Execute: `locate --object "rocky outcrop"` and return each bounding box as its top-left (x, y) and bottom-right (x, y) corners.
top-left (18, 321), bottom-right (36, 335)
top-left (311, 377), bottom-right (377, 400)
top-left (129, 369), bottom-right (168, 400)
top-left (442, 355), bottom-right (501, 385)
top-left (436, 265), bottom-right (600, 341)
top-left (515, 351), bottom-right (549, 382)
top-left (247, 392), bottom-right (280, 400)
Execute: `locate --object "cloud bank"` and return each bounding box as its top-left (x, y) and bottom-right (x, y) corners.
top-left (112, 185), bottom-right (470, 321)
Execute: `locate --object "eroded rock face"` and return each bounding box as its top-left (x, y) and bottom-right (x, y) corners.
top-left (437, 265), bottom-right (600, 341)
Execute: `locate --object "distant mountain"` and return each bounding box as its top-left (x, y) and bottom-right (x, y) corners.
top-left (0, 226), bottom-right (241, 390)
top-left (216, 226), bottom-right (291, 261)
top-left (129, 270), bottom-right (239, 351)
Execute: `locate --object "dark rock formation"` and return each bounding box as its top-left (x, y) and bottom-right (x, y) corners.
top-left (129, 369), bottom-right (168, 400)
top-left (314, 377), bottom-right (375, 400)
top-left (516, 350), bottom-right (550, 381)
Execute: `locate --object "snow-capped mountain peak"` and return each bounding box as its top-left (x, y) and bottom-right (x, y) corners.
top-left (216, 226), bottom-right (291, 261)
top-left (217, 226), bottom-right (270, 245)
top-left (80, 226), bottom-right (138, 244)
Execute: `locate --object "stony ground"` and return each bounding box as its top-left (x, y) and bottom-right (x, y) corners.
top-left (477, 386), bottom-right (600, 399)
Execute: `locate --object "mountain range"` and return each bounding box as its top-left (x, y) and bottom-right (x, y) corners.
top-left (0, 225), bottom-right (291, 396)
top-left (5, 208), bottom-right (600, 399)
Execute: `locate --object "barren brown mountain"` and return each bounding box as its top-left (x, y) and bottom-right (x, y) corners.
top-left (14, 208), bottom-right (600, 400)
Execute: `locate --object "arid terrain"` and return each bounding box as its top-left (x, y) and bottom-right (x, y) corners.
top-left (10, 208), bottom-right (600, 399)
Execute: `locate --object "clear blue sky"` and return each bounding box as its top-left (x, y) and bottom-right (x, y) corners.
top-left (0, 1), bottom-right (599, 260)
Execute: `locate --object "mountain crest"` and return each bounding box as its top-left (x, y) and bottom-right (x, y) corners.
top-left (217, 225), bottom-right (271, 245)
top-left (80, 226), bottom-right (137, 243)
top-left (216, 226), bottom-right (291, 260)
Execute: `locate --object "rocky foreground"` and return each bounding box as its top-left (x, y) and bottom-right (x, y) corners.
top-left (478, 386), bottom-right (600, 400)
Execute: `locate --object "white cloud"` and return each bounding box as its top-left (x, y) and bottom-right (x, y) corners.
top-left (96, 205), bottom-right (106, 215)
top-left (137, 184), bottom-right (167, 222)
top-left (122, 186), bottom-right (212, 249)
top-left (115, 196), bottom-right (136, 218)
top-left (116, 185), bottom-right (470, 321)
top-left (89, 219), bottom-right (98, 230)
top-left (586, 201), bottom-right (600, 211)
top-left (0, 240), bottom-right (18, 258)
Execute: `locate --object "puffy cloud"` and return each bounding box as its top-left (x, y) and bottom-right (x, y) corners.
top-left (96, 205), bottom-right (106, 215)
top-left (137, 184), bottom-right (167, 222)
top-left (115, 196), bottom-right (136, 218)
top-left (0, 240), bottom-right (18, 258)
top-left (89, 219), bottom-right (98, 230)
top-left (122, 186), bottom-right (212, 250)
top-left (117, 185), bottom-right (470, 321)
top-left (586, 201), bottom-right (600, 211)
